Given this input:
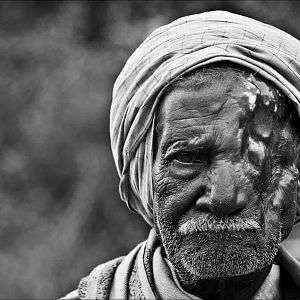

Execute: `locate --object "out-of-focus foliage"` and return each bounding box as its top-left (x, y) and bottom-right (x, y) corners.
top-left (0, 1), bottom-right (299, 298)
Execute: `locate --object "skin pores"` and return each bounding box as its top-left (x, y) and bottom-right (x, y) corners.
top-left (152, 69), bottom-right (299, 288)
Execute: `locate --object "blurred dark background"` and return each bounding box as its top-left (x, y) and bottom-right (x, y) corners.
top-left (0, 1), bottom-right (299, 298)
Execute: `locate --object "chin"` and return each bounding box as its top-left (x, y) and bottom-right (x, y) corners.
top-left (179, 243), bottom-right (277, 278)
top-left (161, 229), bottom-right (281, 280)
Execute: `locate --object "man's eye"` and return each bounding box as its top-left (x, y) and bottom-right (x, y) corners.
top-left (173, 151), bottom-right (206, 164)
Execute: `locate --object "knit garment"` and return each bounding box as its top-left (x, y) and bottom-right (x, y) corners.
top-left (74, 230), bottom-right (300, 299)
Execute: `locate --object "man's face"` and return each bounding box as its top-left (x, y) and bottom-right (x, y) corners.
top-left (153, 70), bottom-right (299, 282)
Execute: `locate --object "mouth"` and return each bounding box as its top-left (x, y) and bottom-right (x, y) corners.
top-left (178, 214), bottom-right (261, 236)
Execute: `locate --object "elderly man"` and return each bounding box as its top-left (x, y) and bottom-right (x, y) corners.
top-left (64, 11), bottom-right (300, 299)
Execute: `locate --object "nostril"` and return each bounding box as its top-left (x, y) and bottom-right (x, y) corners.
top-left (233, 191), bottom-right (248, 213)
top-left (199, 206), bottom-right (211, 213)
top-left (195, 186), bottom-right (212, 212)
top-left (195, 195), bottom-right (211, 211)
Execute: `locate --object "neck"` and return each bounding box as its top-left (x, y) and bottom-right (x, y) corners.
top-left (178, 265), bottom-right (272, 300)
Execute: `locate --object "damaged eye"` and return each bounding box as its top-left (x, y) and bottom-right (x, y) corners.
top-left (173, 151), bottom-right (207, 164)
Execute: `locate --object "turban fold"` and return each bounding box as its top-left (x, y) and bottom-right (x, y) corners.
top-left (110, 10), bottom-right (300, 226)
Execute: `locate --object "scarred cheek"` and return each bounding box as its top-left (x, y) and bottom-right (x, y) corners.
top-left (262, 190), bottom-right (283, 243)
top-left (248, 137), bottom-right (265, 169)
top-left (262, 169), bottom-right (298, 241)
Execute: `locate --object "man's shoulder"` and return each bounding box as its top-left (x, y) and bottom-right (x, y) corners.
top-left (60, 256), bottom-right (124, 300)
top-left (81, 256), bottom-right (124, 282)
top-left (60, 289), bottom-right (79, 300)
top-left (281, 267), bottom-right (300, 300)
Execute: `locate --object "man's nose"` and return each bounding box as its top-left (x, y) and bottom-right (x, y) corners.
top-left (196, 163), bottom-right (248, 216)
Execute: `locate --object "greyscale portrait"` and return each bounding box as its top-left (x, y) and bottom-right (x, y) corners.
top-left (1, 1), bottom-right (300, 299)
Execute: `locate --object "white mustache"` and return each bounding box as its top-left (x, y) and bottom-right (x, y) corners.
top-left (178, 214), bottom-right (261, 236)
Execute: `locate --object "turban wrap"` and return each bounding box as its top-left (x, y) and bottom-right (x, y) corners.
top-left (110, 10), bottom-right (300, 226)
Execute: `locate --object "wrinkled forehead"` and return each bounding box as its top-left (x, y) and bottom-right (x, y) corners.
top-left (156, 65), bottom-right (298, 140)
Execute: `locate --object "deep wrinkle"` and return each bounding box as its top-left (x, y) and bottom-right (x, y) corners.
top-left (153, 66), bottom-right (300, 300)
top-left (164, 135), bottom-right (220, 160)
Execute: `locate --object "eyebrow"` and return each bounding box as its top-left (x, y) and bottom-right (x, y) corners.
top-left (165, 134), bottom-right (219, 158)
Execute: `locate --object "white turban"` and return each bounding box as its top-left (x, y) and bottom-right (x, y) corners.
top-left (110, 11), bottom-right (300, 225)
